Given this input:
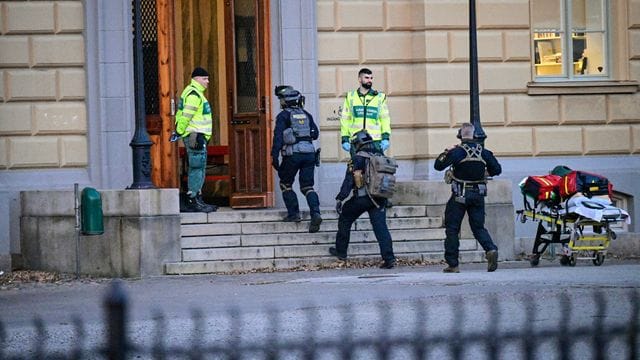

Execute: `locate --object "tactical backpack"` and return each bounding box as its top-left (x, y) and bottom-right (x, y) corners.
top-left (358, 152), bottom-right (398, 199)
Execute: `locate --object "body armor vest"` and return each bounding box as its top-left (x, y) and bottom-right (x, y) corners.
top-left (281, 108), bottom-right (315, 155)
top-left (451, 143), bottom-right (487, 183)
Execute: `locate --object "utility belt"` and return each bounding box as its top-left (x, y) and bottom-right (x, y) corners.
top-left (451, 180), bottom-right (487, 203)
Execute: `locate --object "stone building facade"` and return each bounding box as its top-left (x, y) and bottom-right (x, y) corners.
top-left (0, 0), bottom-right (638, 271)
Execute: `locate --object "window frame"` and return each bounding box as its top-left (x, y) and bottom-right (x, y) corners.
top-left (531, 0), bottom-right (611, 83)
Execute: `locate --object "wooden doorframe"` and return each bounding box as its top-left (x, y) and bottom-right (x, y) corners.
top-left (224, 0), bottom-right (274, 208)
top-left (153, 0), bottom-right (178, 188)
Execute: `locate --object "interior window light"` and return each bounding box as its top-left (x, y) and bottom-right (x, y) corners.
top-left (532, 0), bottom-right (609, 80)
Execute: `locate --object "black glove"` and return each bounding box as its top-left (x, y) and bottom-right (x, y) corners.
top-left (335, 200), bottom-right (343, 215)
top-left (188, 132), bottom-right (198, 149)
top-left (271, 155), bottom-right (280, 171)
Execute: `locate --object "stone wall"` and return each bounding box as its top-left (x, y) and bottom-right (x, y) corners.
top-left (19, 189), bottom-right (181, 277)
top-left (0, 1), bottom-right (87, 169)
top-left (316, 0), bottom-right (640, 162)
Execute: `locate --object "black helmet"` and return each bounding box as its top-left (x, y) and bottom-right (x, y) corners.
top-left (279, 88), bottom-right (303, 108)
top-left (351, 130), bottom-right (373, 151)
top-left (274, 85), bottom-right (293, 97)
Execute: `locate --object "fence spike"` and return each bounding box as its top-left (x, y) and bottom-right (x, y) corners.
top-left (412, 299), bottom-right (427, 360)
top-left (227, 307), bottom-right (241, 360)
top-left (71, 315), bottom-right (85, 360)
top-left (450, 296), bottom-right (464, 360)
top-left (0, 319), bottom-right (6, 359)
top-left (522, 294), bottom-right (536, 360)
top-left (104, 279), bottom-right (128, 360)
top-left (593, 291), bottom-right (606, 360)
top-left (265, 306), bottom-right (280, 360)
top-left (339, 304), bottom-right (354, 360)
top-left (302, 303), bottom-right (318, 360)
top-left (486, 294), bottom-right (500, 358)
top-left (629, 290), bottom-right (639, 360)
top-left (151, 310), bottom-right (166, 360)
top-left (33, 316), bottom-right (46, 360)
top-left (189, 308), bottom-right (204, 360)
top-left (558, 292), bottom-right (571, 360)
top-left (376, 302), bottom-right (391, 360)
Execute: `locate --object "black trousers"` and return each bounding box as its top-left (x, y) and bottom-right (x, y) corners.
top-left (278, 152), bottom-right (319, 217)
top-left (444, 189), bottom-right (497, 267)
top-left (335, 195), bottom-right (395, 262)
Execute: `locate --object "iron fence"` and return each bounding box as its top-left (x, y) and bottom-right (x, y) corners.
top-left (1, 281), bottom-right (638, 359)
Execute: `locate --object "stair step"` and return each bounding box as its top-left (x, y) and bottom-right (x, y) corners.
top-left (165, 205), bottom-right (463, 275)
top-left (164, 250), bottom-right (487, 275)
top-left (180, 206), bottom-right (430, 224)
top-left (181, 217), bottom-right (442, 237)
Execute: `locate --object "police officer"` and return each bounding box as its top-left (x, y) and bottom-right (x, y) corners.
top-left (434, 123), bottom-right (501, 273)
top-left (329, 130), bottom-right (396, 269)
top-left (340, 68), bottom-right (391, 157)
top-left (271, 86), bottom-right (322, 233)
top-left (175, 67), bottom-right (216, 213)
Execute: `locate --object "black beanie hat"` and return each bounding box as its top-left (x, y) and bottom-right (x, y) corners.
top-left (191, 67), bottom-right (209, 78)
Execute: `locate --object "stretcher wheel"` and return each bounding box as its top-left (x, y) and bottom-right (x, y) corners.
top-left (560, 255), bottom-right (570, 266)
top-left (568, 254), bottom-right (577, 267)
top-left (530, 255), bottom-right (540, 267)
top-left (592, 252), bottom-right (605, 266)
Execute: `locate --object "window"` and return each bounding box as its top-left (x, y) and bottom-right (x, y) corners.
top-left (532, 0), bottom-right (608, 80)
top-left (610, 192), bottom-right (631, 233)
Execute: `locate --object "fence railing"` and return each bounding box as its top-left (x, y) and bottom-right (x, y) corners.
top-left (1, 281), bottom-right (638, 359)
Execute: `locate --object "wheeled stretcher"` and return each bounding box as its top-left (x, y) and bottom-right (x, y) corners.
top-left (516, 194), bottom-right (630, 267)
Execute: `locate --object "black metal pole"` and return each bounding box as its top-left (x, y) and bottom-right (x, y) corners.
top-left (129, 0), bottom-right (155, 189)
top-left (469, 0), bottom-right (486, 143)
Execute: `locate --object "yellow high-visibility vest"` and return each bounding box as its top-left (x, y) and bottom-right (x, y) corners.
top-left (340, 89), bottom-right (391, 143)
top-left (175, 79), bottom-right (213, 140)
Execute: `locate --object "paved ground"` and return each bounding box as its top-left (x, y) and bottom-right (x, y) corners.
top-left (1, 259), bottom-right (639, 358)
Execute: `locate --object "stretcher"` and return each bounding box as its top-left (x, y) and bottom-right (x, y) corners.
top-left (516, 193), bottom-right (630, 267)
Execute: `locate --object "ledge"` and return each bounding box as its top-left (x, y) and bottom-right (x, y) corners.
top-left (527, 80), bottom-right (639, 95)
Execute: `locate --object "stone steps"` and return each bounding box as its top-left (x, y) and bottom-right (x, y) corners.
top-left (164, 205), bottom-right (485, 274)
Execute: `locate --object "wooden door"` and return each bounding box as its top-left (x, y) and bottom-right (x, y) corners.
top-left (139, 0), bottom-right (177, 188)
top-left (224, 0), bottom-right (273, 208)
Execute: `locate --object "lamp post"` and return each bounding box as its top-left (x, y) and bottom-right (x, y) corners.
top-left (469, 0), bottom-right (486, 143)
top-left (129, 0), bottom-right (155, 189)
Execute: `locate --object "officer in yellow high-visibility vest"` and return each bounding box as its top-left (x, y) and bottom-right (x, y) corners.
top-left (340, 68), bottom-right (391, 157)
top-left (175, 67), bottom-right (216, 213)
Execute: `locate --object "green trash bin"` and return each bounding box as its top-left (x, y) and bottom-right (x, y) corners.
top-left (81, 187), bottom-right (104, 235)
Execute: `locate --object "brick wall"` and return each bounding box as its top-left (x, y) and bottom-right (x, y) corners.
top-left (317, 0), bottom-right (640, 161)
top-left (0, 1), bottom-right (86, 169)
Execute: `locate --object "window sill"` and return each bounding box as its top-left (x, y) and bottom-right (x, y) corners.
top-left (527, 80), bottom-right (639, 95)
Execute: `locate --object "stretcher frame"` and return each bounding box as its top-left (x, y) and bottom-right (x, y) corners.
top-left (516, 196), bottom-right (619, 267)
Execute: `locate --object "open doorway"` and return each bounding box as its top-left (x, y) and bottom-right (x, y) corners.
top-left (147, 0), bottom-right (273, 208)
top-left (174, 0), bottom-right (231, 206)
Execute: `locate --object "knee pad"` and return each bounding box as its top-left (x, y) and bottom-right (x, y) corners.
top-left (301, 186), bottom-right (315, 196)
top-left (280, 183), bottom-right (293, 193)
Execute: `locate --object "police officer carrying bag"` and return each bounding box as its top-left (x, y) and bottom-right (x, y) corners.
top-left (330, 130), bottom-right (397, 269)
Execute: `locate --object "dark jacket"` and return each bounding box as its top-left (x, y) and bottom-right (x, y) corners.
top-left (271, 108), bottom-right (319, 158)
top-left (434, 141), bottom-right (501, 181)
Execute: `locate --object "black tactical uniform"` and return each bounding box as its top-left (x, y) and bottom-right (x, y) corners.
top-left (271, 87), bottom-right (322, 233)
top-left (434, 135), bottom-right (502, 272)
top-left (330, 131), bottom-right (396, 269)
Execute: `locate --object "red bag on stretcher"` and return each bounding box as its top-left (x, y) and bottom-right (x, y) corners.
top-left (559, 171), bottom-right (612, 199)
top-left (521, 175), bottom-right (561, 202)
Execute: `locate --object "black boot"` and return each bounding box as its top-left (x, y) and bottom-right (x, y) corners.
top-left (196, 194), bottom-right (217, 213)
top-left (309, 213), bottom-right (322, 233)
top-left (305, 191), bottom-right (322, 233)
top-left (183, 195), bottom-right (214, 213)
